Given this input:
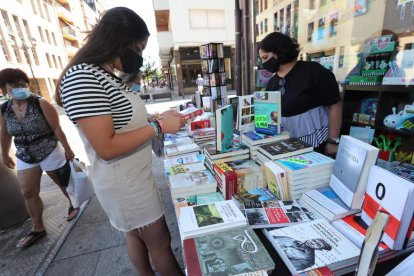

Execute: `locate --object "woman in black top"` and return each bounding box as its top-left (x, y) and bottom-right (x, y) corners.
top-left (0, 68), bottom-right (76, 248)
top-left (259, 32), bottom-right (342, 155)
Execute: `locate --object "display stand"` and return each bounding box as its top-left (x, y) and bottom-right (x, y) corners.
top-left (200, 43), bottom-right (227, 111)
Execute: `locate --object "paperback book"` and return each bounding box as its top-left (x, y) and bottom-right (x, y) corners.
top-left (173, 192), bottom-right (225, 217)
top-left (300, 186), bottom-right (360, 221)
top-left (361, 165), bottom-right (414, 250)
top-left (263, 220), bottom-right (360, 274)
top-left (232, 187), bottom-right (278, 208)
top-left (169, 170), bottom-right (217, 198)
top-left (329, 135), bottom-right (379, 209)
top-left (264, 161), bottom-right (289, 201)
top-left (258, 138), bottom-right (313, 161)
top-left (242, 130), bottom-right (290, 146)
top-left (178, 200), bottom-right (247, 239)
top-left (180, 107), bottom-right (203, 120)
top-left (184, 227), bottom-right (275, 276)
top-left (243, 199), bottom-right (318, 228)
top-left (253, 91), bottom-right (281, 135)
top-left (236, 95), bottom-right (255, 133)
top-left (163, 153), bottom-right (204, 167)
top-left (216, 105), bottom-right (234, 152)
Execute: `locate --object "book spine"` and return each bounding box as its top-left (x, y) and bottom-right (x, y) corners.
top-left (183, 239), bottom-right (202, 276)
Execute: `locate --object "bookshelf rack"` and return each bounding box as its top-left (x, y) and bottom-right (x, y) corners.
top-left (200, 42), bottom-right (227, 109)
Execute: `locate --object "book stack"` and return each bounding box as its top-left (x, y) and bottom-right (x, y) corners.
top-left (241, 130), bottom-right (290, 161)
top-left (274, 152), bottom-right (335, 200)
top-left (213, 159), bottom-right (266, 200)
top-left (256, 138), bottom-right (313, 164)
top-left (299, 135), bottom-right (379, 221)
top-left (168, 169), bottom-right (217, 199)
top-left (242, 199), bottom-right (318, 229)
top-left (203, 143), bottom-right (250, 172)
top-left (300, 186), bottom-right (360, 221)
top-left (183, 227), bottom-right (275, 276)
top-left (262, 219), bottom-right (360, 275)
top-left (188, 127), bottom-right (216, 144)
top-left (178, 200), bottom-right (247, 240)
top-left (164, 142), bottom-right (200, 157)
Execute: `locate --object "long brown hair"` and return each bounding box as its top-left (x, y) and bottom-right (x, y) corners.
top-left (55, 7), bottom-right (149, 106)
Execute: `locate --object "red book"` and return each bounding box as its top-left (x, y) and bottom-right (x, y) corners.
top-left (190, 119), bottom-right (210, 130)
top-left (180, 107), bottom-right (203, 120)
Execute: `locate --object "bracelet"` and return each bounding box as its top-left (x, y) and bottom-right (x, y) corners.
top-left (154, 119), bottom-right (164, 134)
top-left (149, 122), bottom-right (160, 135)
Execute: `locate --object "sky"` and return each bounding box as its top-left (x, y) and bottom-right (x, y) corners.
top-left (105, 0), bottom-right (161, 68)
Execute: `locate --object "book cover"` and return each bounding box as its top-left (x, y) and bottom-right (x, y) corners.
top-left (253, 91), bottom-right (281, 135)
top-left (237, 95), bottom-right (255, 133)
top-left (258, 138), bottom-right (313, 160)
top-left (264, 220), bottom-right (360, 274)
top-left (184, 227), bottom-right (275, 276)
top-left (275, 152), bottom-right (334, 173)
top-left (244, 200), bottom-right (317, 228)
top-left (264, 161), bottom-right (289, 201)
top-left (329, 135), bottom-right (379, 209)
top-left (169, 170), bottom-right (216, 190)
top-left (232, 187), bottom-right (278, 206)
top-left (391, 162), bottom-right (414, 182)
top-left (361, 165), bottom-right (414, 250)
top-left (179, 200), bottom-right (247, 239)
top-left (166, 163), bottom-right (206, 176)
top-left (216, 105), bottom-right (234, 152)
top-left (191, 119), bottom-right (211, 131)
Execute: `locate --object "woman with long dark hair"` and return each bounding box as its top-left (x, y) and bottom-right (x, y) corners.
top-left (259, 32), bottom-right (342, 155)
top-left (55, 7), bottom-right (185, 275)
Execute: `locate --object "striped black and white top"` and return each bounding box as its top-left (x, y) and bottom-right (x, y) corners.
top-left (60, 63), bottom-right (133, 130)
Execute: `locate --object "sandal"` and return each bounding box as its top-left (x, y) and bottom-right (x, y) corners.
top-left (16, 230), bottom-right (47, 248)
top-left (67, 206), bottom-right (79, 221)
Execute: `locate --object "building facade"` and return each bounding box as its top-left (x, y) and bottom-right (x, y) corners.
top-left (153, 0), bottom-right (236, 95)
top-left (0, 0), bottom-right (101, 102)
top-left (254, 0), bottom-right (414, 83)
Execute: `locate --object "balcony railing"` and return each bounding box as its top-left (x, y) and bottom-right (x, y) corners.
top-left (62, 26), bottom-right (77, 42)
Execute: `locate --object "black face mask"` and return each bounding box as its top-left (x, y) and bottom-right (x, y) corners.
top-left (261, 57), bottom-right (280, 73)
top-left (120, 47), bottom-right (143, 74)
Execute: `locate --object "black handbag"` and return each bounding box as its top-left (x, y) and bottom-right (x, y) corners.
top-left (57, 160), bottom-right (71, 187)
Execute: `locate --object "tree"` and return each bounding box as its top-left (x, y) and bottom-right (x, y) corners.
top-left (141, 59), bottom-right (158, 85)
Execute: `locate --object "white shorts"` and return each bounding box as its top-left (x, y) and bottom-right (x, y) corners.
top-left (17, 143), bottom-right (67, 171)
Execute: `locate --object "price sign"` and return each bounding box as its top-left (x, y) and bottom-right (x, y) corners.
top-left (254, 115), bottom-right (268, 128)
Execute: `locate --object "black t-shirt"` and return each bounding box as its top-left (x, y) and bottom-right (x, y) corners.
top-left (266, 61), bottom-right (340, 117)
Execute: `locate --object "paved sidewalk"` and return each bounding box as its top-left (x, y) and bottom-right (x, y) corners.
top-left (0, 90), bottom-right (237, 275)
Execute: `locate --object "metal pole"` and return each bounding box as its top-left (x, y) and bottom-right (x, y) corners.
top-left (22, 40), bottom-right (41, 96)
top-left (242, 0), bottom-right (251, 96)
top-left (235, 0), bottom-right (242, 96)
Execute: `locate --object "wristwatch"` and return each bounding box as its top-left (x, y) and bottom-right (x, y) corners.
top-left (326, 137), bottom-right (340, 145)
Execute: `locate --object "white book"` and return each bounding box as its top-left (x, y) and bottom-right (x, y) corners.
top-left (361, 165), bottom-right (414, 250)
top-left (164, 143), bottom-right (200, 157)
top-left (301, 186), bottom-right (360, 221)
top-left (165, 162), bottom-right (206, 176)
top-left (329, 135), bottom-right (379, 209)
top-left (263, 219), bottom-right (360, 274)
top-left (387, 252), bottom-right (414, 276)
top-left (236, 95), bottom-right (255, 132)
top-left (163, 153), bottom-right (203, 167)
top-left (169, 170), bottom-right (217, 197)
top-left (178, 200), bottom-right (247, 239)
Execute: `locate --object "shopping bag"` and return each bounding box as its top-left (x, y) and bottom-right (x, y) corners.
top-left (151, 134), bottom-right (164, 157)
top-left (66, 159), bottom-right (95, 208)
